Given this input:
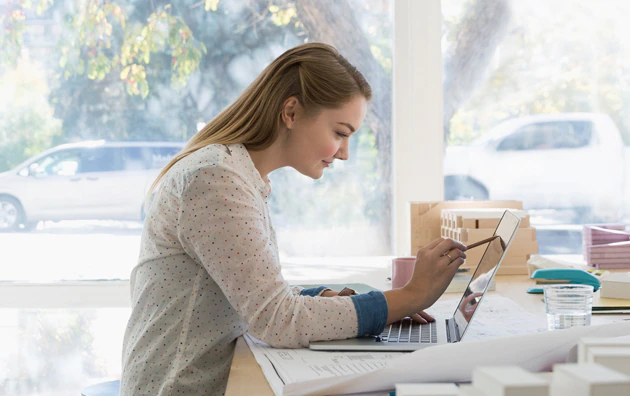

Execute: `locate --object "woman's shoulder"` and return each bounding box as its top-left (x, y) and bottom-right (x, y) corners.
top-left (163, 143), bottom-right (253, 196)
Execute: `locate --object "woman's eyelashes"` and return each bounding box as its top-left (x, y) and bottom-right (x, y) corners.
top-left (336, 132), bottom-right (349, 138)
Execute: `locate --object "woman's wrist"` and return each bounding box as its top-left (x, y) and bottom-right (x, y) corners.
top-left (382, 287), bottom-right (425, 325)
top-left (320, 289), bottom-right (339, 297)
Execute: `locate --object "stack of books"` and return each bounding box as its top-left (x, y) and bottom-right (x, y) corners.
top-left (583, 225), bottom-right (630, 270)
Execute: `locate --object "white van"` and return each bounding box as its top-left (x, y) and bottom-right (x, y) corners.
top-left (0, 140), bottom-right (184, 231)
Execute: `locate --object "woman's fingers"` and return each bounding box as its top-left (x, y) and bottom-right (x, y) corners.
top-left (435, 238), bottom-right (467, 257)
top-left (410, 311), bottom-right (435, 324)
top-left (409, 313), bottom-right (428, 324)
top-left (417, 310), bottom-right (435, 322)
top-left (440, 248), bottom-right (466, 267)
top-left (422, 237), bottom-right (446, 251)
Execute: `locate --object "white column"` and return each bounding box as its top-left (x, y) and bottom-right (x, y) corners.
top-left (393, 0), bottom-right (444, 256)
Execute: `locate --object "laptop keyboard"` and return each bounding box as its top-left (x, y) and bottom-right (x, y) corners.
top-left (379, 318), bottom-right (437, 344)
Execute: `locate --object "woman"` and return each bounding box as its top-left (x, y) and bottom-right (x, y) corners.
top-left (121, 42), bottom-right (466, 395)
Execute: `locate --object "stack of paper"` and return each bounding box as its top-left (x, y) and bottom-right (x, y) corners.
top-left (583, 225), bottom-right (630, 270)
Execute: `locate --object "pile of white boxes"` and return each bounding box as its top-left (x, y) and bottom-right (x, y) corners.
top-left (395, 337), bottom-right (630, 396)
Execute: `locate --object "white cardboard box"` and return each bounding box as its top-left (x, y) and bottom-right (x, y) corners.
top-left (395, 383), bottom-right (459, 396)
top-left (600, 272), bottom-right (630, 299)
top-left (457, 385), bottom-right (486, 396)
top-left (551, 363), bottom-right (630, 396)
top-left (578, 337), bottom-right (630, 363)
top-left (587, 347), bottom-right (630, 376)
top-left (472, 366), bottom-right (548, 396)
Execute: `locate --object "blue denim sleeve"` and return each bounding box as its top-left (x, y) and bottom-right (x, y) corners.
top-left (350, 291), bottom-right (388, 336)
top-left (300, 286), bottom-right (329, 297)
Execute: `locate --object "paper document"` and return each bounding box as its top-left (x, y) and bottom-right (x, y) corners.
top-left (425, 294), bottom-right (547, 340)
top-left (245, 295), bottom-right (546, 395)
top-left (245, 335), bottom-right (404, 396)
top-left (283, 321), bottom-right (630, 396)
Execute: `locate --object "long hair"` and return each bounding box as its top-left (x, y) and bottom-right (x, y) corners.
top-left (147, 42), bottom-right (372, 198)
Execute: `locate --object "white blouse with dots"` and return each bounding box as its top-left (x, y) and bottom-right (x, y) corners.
top-left (120, 143), bottom-right (387, 395)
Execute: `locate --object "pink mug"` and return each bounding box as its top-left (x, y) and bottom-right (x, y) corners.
top-left (391, 257), bottom-right (416, 289)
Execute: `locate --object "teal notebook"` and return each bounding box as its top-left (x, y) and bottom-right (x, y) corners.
top-left (297, 283), bottom-right (379, 294)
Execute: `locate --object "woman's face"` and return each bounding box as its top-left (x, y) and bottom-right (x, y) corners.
top-left (284, 95), bottom-right (368, 179)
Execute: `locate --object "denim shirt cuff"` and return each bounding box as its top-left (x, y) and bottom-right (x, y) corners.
top-left (300, 286), bottom-right (329, 297)
top-left (350, 291), bottom-right (388, 336)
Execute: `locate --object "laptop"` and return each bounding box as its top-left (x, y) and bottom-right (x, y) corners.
top-left (309, 209), bottom-right (522, 351)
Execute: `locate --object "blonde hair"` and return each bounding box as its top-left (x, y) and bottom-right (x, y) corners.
top-left (147, 42), bottom-right (372, 199)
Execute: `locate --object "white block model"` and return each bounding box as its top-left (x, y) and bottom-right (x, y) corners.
top-left (550, 363), bottom-right (630, 396)
top-left (587, 347), bottom-right (630, 377)
top-left (471, 366), bottom-right (548, 396)
top-left (578, 337), bottom-right (630, 363)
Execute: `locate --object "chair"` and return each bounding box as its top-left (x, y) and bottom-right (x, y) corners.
top-left (81, 380), bottom-right (120, 396)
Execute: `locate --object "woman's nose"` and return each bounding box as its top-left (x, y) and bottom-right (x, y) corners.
top-left (335, 147), bottom-right (349, 161)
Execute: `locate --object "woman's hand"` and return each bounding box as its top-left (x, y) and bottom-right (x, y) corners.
top-left (383, 237), bottom-right (467, 325)
top-left (458, 292), bottom-right (483, 322)
top-left (405, 237), bottom-right (467, 310)
top-left (321, 290), bottom-right (339, 297)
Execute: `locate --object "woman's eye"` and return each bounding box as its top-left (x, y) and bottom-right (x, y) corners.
top-left (336, 132), bottom-right (348, 138)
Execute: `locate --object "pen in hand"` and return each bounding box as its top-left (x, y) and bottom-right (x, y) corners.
top-left (466, 235), bottom-right (502, 250)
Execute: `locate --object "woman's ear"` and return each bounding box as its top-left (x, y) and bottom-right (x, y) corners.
top-left (280, 97), bottom-right (300, 130)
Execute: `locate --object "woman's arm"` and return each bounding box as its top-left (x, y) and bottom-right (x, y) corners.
top-left (176, 166), bottom-right (368, 348)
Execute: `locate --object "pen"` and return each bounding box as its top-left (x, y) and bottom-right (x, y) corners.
top-left (466, 235), bottom-right (504, 250)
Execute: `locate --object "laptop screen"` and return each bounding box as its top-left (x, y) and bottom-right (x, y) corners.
top-left (451, 210), bottom-right (522, 341)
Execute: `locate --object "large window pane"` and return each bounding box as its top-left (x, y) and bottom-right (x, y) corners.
top-left (0, 0), bottom-right (393, 281)
top-left (442, 0), bottom-right (628, 254)
top-left (0, 308), bottom-right (129, 395)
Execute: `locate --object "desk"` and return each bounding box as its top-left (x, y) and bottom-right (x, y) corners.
top-left (225, 268), bottom-right (627, 396)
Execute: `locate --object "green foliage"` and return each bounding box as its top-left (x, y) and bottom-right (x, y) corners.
top-left (205, 0), bottom-right (220, 12)
top-left (0, 60), bottom-right (60, 172)
top-left (0, 0), bottom-right (55, 70)
top-left (118, 4), bottom-right (208, 94)
top-left (56, 2), bottom-right (208, 99)
top-left (0, 6), bottom-right (27, 70)
top-left (269, 5), bottom-right (297, 27)
top-left (58, 1), bottom-right (124, 81)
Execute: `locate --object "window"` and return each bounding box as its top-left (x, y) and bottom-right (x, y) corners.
top-left (0, 0), bottom-right (393, 280)
top-left (497, 122), bottom-right (593, 151)
top-left (149, 146), bottom-right (182, 169)
top-left (28, 150), bottom-right (82, 176)
top-left (122, 147), bottom-right (150, 171)
top-left (78, 148), bottom-right (124, 173)
top-left (443, 0), bottom-right (627, 255)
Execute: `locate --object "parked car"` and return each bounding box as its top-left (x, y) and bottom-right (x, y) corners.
top-left (444, 113), bottom-right (629, 222)
top-left (0, 140), bottom-right (185, 231)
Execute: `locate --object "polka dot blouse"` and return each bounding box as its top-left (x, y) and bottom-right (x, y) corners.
top-left (120, 143), bottom-right (387, 395)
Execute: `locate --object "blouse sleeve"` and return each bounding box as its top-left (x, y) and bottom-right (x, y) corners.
top-left (175, 166), bottom-right (387, 348)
